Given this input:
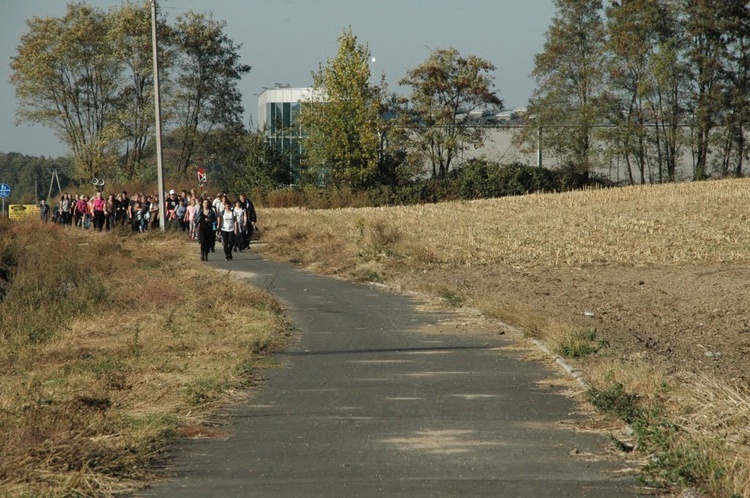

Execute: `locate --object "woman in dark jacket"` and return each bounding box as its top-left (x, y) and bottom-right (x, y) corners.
top-left (194, 198), bottom-right (217, 261)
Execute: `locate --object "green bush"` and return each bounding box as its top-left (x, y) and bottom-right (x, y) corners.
top-left (258, 160), bottom-right (614, 209)
top-left (457, 159), bottom-right (559, 199)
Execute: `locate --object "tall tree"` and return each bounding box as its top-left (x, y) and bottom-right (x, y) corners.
top-left (226, 131), bottom-right (295, 196)
top-left (399, 48), bottom-right (502, 179)
top-left (170, 12), bottom-right (251, 177)
top-left (605, 0), bottom-right (656, 184)
top-left (716, 0), bottom-right (750, 176)
top-left (109, 2), bottom-right (170, 181)
top-left (10, 3), bottom-right (123, 180)
top-left (521, 0), bottom-right (608, 178)
top-left (298, 28), bottom-right (383, 189)
top-left (683, 0), bottom-right (727, 180)
top-left (605, 0), bottom-right (688, 184)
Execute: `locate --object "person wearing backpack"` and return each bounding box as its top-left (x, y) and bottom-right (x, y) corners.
top-left (219, 200), bottom-right (239, 261)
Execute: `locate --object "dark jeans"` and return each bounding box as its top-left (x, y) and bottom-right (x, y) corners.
top-left (221, 230), bottom-right (235, 258)
top-left (234, 229), bottom-right (246, 250)
top-left (198, 228), bottom-right (215, 256)
top-left (93, 210), bottom-right (105, 231)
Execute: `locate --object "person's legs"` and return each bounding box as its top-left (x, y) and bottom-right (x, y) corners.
top-left (198, 230), bottom-right (208, 260)
top-left (207, 230), bottom-right (214, 255)
top-left (222, 231), bottom-right (235, 259)
top-left (95, 211), bottom-right (105, 231)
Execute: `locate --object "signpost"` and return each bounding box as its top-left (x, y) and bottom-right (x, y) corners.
top-left (0, 183), bottom-right (10, 218)
top-left (198, 168), bottom-right (207, 190)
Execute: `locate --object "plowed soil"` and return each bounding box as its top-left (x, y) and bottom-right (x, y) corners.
top-left (402, 262), bottom-right (750, 385)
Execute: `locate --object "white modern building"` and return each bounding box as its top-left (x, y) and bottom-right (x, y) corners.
top-left (257, 85), bottom-right (317, 180)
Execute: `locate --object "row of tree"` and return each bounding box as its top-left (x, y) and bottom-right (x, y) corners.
top-left (522, 0), bottom-right (750, 183)
top-left (0, 153), bottom-right (73, 204)
top-left (10, 2), bottom-right (249, 183)
top-left (11, 1), bottom-right (749, 201)
top-left (10, 3), bottom-right (506, 194)
top-left (287, 0), bottom-right (750, 190)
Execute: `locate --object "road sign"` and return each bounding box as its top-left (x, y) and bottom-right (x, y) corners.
top-left (0, 183), bottom-right (10, 198)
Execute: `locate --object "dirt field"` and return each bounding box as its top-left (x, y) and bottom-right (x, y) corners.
top-left (400, 262), bottom-right (750, 385)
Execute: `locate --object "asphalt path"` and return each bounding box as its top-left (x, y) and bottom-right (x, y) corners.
top-left (135, 249), bottom-right (645, 497)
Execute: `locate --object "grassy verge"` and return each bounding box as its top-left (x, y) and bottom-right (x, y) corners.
top-left (0, 219), bottom-right (289, 496)
top-left (255, 179), bottom-right (750, 497)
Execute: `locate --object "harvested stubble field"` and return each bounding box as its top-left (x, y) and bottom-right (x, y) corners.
top-left (258, 178), bottom-right (750, 496)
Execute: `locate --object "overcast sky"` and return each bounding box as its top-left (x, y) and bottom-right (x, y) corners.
top-left (0, 0), bottom-right (556, 157)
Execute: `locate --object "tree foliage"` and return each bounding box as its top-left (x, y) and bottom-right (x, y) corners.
top-left (170, 12), bottom-right (250, 177)
top-left (604, 0), bottom-right (687, 183)
top-left (717, 0), bottom-right (750, 176)
top-left (298, 28), bottom-right (383, 189)
top-left (10, 3), bottom-right (124, 180)
top-left (108, 2), bottom-right (165, 181)
top-left (522, 0), bottom-right (608, 178)
top-left (0, 153), bottom-right (74, 203)
top-left (399, 48), bottom-right (502, 179)
top-left (10, 2), bottom-right (251, 183)
top-left (224, 131), bottom-right (296, 196)
top-left (523, 0), bottom-right (750, 183)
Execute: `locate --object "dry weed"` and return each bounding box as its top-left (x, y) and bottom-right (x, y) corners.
top-left (0, 220), bottom-right (288, 497)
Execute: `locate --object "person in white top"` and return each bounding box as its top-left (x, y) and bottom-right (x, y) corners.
top-left (219, 201), bottom-right (239, 260)
top-left (211, 193), bottom-right (224, 251)
top-left (232, 200), bottom-right (246, 252)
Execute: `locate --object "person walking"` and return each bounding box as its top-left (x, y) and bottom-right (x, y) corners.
top-left (195, 198), bottom-right (217, 261)
top-left (105, 194), bottom-right (116, 230)
top-left (74, 195), bottom-right (87, 229)
top-left (59, 194), bottom-right (70, 225)
top-left (186, 197), bottom-right (197, 241)
top-left (116, 192), bottom-right (129, 226)
top-left (233, 199), bottom-right (246, 252)
top-left (92, 191), bottom-right (106, 231)
top-left (219, 200), bottom-right (239, 261)
top-left (39, 199), bottom-right (50, 223)
top-left (239, 193), bottom-right (257, 247)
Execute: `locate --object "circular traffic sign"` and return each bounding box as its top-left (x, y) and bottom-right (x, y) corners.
top-left (0, 183), bottom-right (10, 198)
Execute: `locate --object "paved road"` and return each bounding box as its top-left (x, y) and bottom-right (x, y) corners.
top-left (136, 250), bottom-right (645, 497)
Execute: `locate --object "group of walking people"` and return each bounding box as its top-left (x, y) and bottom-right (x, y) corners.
top-left (52, 191), bottom-right (110, 230)
top-left (193, 191), bottom-right (258, 261)
top-left (49, 188), bottom-right (258, 261)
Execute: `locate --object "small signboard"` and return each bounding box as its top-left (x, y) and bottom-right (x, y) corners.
top-left (8, 204), bottom-right (39, 221)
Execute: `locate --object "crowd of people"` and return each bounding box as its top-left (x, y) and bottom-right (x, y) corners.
top-left (46, 188), bottom-right (258, 261)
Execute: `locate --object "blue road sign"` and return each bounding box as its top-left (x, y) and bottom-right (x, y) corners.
top-left (0, 183), bottom-right (10, 198)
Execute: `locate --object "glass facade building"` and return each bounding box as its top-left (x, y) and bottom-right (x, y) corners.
top-left (257, 87), bottom-right (316, 184)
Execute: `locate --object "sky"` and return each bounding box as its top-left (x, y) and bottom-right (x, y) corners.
top-left (0, 0), bottom-right (556, 158)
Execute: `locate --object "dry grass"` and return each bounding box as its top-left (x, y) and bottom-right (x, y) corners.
top-left (256, 177), bottom-right (750, 497)
top-left (261, 180), bottom-right (750, 270)
top-left (0, 220), bottom-right (288, 497)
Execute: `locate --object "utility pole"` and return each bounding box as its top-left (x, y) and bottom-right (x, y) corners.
top-left (48, 169), bottom-right (62, 200)
top-left (151, 0), bottom-right (166, 231)
top-left (537, 126), bottom-right (543, 168)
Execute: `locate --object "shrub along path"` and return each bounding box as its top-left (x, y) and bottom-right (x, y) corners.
top-left (136, 252), bottom-right (645, 497)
